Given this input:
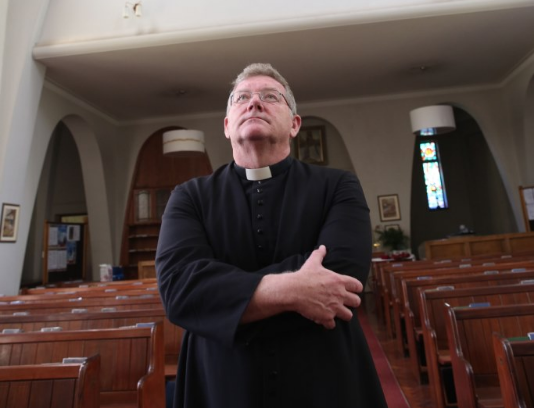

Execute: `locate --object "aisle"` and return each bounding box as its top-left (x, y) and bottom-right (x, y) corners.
top-left (361, 294), bottom-right (436, 408)
top-left (358, 307), bottom-right (411, 408)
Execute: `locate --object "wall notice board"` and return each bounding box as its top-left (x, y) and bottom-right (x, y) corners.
top-left (43, 222), bottom-right (88, 283)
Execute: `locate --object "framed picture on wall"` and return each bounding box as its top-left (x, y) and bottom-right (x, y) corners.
top-left (378, 194), bottom-right (401, 222)
top-left (294, 126), bottom-right (327, 165)
top-left (0, 203), bottom-right (20, 243)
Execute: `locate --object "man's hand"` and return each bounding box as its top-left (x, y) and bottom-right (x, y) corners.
top-left (289, 245), bottom-right (363, 329)
top-left (240, 245), bottom-right (363, 328)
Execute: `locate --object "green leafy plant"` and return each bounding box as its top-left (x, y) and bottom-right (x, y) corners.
top-left (374, 225), bottom-right (410, 251)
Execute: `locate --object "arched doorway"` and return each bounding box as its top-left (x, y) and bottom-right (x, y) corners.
top-left (23, 121), bottom-right (89, 285)
top-left (120, 128), bottom-right (213, 279)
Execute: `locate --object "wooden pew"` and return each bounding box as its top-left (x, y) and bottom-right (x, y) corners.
top-left (419, 282), bottom-right (534, 408)
top-left (377, 251), bottom-right (530, 320)
top-left (444, 303), bottom-right (534, 408)
top-left (23, 280), bottom-right (157, 295)
top-left (400, 268), bottom-right (534, 380)
top-left (377, 258), bottom-right (458, 333)
top-left (0, 295), bottom-right (162, 315)
top-left (493, 334), bottom-right (534, 408)
top-left (424, 233), bottom-right (534, 260)
top-left (391, 261), bottom-right (534, 354)
top-left (20, 278), bottom-right (157, 292)
top-left (0, 309), bottom-right (182, 379)
top-left (0, 287), bottom-right (160, 304)
top-left (0, 355), bottom-right (100, 408)
top-left (383, 256), bottom-right (534, 339)
top-left (0, 324), bottom-right (165, 408)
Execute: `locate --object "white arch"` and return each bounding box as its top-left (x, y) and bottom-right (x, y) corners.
top-left (61, 115), bottom-right (113, 280)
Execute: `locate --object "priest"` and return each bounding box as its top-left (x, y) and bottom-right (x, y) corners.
top-left (156, 63), bottom-right (388, 408)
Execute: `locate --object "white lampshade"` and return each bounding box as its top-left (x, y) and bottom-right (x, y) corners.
top-left (409, 105), bottom-right (456, 136)
top-left (163, 129), bottom-right (205, 155)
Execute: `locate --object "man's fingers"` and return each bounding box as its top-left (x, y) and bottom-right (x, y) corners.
top-left (308, 245), bottom-right (327, 263)
top-left (344, 292), bottom-right (361, 309)
top-left (343, 276), bottom-right (363, 293)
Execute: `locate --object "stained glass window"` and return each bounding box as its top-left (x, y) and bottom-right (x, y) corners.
top-left (420, 141), bottom-right (448, 210)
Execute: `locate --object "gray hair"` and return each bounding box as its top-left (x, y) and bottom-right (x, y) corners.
top-left (227, 63), bottom-right (297, 115)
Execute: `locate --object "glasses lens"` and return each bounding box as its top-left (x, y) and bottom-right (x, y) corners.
top-left (232, 90), bottom-right (282, 104)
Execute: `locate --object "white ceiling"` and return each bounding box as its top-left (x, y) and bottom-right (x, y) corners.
top-left (34, 5), bottom-right (534, 122)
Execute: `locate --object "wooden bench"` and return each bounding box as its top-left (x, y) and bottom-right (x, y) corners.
top-left (0, 355), bottom-right (100, 408)
top-left (424, 233), bottom-right (534, 260)
top-left (445, 303), bottom-right (534, 408)
top-left (0, 324), bottom-right (165, 408)
top-left (377, 252), bottom-right (531, 317)
top-left (392, 261), bottom-right (534, 354)
top-left (0, 287), bottom-right (160, 304)
top-left (419, 282), bottom-right (534, 408)
top-left (19, 278), bottom-right (157, 293)
top-left (493, 333), bottom-right (534, 408)
top-left (22, 280), bottom-right (157, 295)
top-left (0, 308), bottom-right (182, 379)
top-left (383, 257), bottom-right (534, 340)
top-left (400, 268), bottom-right (534, 381)
top-left (0, 295), bottom-right (162, 315)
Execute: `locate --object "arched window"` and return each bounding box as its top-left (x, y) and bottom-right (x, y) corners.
top-left (419, 140), bottom-right (448, 210)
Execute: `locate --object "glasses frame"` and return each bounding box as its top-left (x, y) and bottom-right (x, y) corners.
top-left (229, 89), bottom-right (290, 109)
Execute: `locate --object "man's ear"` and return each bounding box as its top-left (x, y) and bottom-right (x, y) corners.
top-left (224, 117), bottom-right (230, 139)
top-left (289, 115), bottom-right (302, 139)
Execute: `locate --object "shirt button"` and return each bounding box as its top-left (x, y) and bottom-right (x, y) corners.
top-left (257, 229), bottom-right (263, 234)
top-left (257, 199), bottom-right (264, 205)
top-left (257, 188), bottom-right (263, 193)
top-left (257, 245), bottom-right (263, 250)
top-left (257, 214), bottom-right (263, 220)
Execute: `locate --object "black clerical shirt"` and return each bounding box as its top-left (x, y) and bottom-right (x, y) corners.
top-left (156, 157), bottom-right (387, 408)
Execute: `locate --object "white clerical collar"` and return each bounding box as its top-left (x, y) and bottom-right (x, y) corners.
top-left (245, 166), bottom-right (272, 181)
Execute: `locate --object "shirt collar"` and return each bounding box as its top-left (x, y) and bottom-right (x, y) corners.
top-left (234, 156), bottom-right (293, 181)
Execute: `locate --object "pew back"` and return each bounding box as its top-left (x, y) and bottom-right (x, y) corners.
top-left (0, 324), bottom-right (165, 408)
top-left (420, 283), bottom-right (534, 408)
top-left (0, 355), bottom-right (100, 408)
top-left (0, 309), bottom-right (182, 375)
top-left (0, 296), bottom-right (162, 315)
top-left (445, 303), bottom-right (534, 408)
top-left (493, 334), bottom-right (534, 408)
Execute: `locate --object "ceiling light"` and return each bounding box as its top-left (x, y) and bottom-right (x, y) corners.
top-left (410, 105), bottom-right (456, 136)
top-left (163, 130), bottom-right (205, 156)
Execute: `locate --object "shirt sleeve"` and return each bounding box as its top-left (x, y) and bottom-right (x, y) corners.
top-left (156, 183), bottom-right (265, 347)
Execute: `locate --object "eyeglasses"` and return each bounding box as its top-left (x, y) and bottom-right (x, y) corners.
top-left (229, 89), bottom-right (290, 108)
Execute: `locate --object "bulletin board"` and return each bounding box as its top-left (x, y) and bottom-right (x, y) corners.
top-left (42, 222), bottom-right (87, 283)
top-left (519, 185), bottom-right (534, 232)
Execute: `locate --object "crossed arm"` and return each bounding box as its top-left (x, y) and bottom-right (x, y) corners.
top-left (241, 245), bottom-right (363, 329)
top-left (156, 170), bottom-right (371, 343)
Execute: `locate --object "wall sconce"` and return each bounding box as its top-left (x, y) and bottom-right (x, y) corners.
top-left (410, 105), bottom-right (456, 136)
top-left (163, 129), bottom-right (205, 156)
top-left (123, 2), bottom-right (142, 18)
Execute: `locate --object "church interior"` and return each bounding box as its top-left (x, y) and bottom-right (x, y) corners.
top-left (1, 1), bottom-right (534, 407)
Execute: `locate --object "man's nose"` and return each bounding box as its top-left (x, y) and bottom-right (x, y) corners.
top-left (247, 94), bottom-right (264, 111)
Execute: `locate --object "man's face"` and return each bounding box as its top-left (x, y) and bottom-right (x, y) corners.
top-left (224, 76), bottom-right (301, 148)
